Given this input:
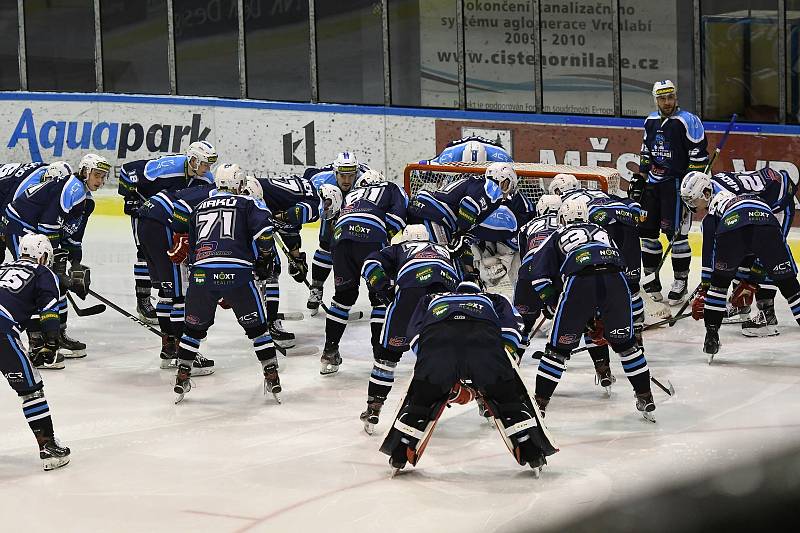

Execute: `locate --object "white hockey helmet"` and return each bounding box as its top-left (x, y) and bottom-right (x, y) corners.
top-left (401, 224), bottom-right (430, 242)
top-left (241, 175), bottom-right (263, 200)
top-left (558, 197), bottom-right (588, 225)
top-left (42, 161), bottom-right (73, 183)
top-left (536, 194), bottom-right (562, 216)
top-left (680, 171), bottom-right (712, 210)
top-left (333, 152), bottom-right (359, 174)
top-left (319, 183), bottom-right (343, 220)
top-left (549, 173), bottom-right (580, 196)
top-left (707, 189), bottom-right (736, 216)
top-left (186, 141), bottom-right (218, 173)
top-left (77, 153), bottom-right (111, 180)
top-left (354, 169), bottom-right (385, 188)
top-left (19, 233), bottom-right (54, 267)
top-left (485, 162), bottom-right (518, 197)
top-left (214, 163), bottom-right (245, 193)
top-left (652, 79), bottom-right (677, 105)
top-left (460, 140), bottom-right (488, 163)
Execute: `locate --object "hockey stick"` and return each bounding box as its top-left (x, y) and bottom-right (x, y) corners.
top-left (66, 292), bottom-right (106, 316)
top-left (669, 284), bottom-right (702, 326)
top-left (640, 113), bottom-right (738, 288)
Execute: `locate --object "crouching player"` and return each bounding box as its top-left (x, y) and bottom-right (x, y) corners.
top-left (173, 164), bottom-right (281, 403)
top-left (0, 234), bottom-right (70, 470)
top-left (380, 281), bottom-right (557, 475)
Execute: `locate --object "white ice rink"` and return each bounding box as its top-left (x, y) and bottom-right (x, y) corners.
top-left (2, 215), bottom-right (800, 533)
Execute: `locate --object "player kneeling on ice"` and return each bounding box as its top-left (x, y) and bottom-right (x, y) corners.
top-left (173, 164), bottom-right (282, 403)
top-left (0, 234), bottom-right (70, 470)
top-left (380, 281), bottom-right (557, 475)
top-left (680, 177), bottom-right (800, 363)
top-left (359, 224), bottom-right (460, 434)
top-left (527, 197), bottom-right (657, 422)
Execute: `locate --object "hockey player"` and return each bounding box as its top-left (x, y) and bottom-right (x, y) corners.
top-left (305, 152), bottom-right (369, 314)
top-left (379, 281), bottom-right (557, 474)
top-left (358, 224), bottom-right (460, 434)
top-left (118, 141), bottom-right (217, 324)
top-left (679, 185), bottom-right (800, 362)
top-left (4, 154), bottom-right (108, 359)
top-left (629, 80), bottom-right (708, 305)
top-left (683, 168), bottom-right (798, 335)
top-left (526, 197), bottom-right (656, 422)
top-left (319, 170), bottom-right (408, 375)
top-left (0, 234), bottom-right (70, 470)
top-left (419, 135), bottom-right (512, 165)
top-left (240, 175), bottom-right (321, 347)
top-left (173, 164), bottom-right (281, 403)
top-left (135, 179), bottom-right (216, 373)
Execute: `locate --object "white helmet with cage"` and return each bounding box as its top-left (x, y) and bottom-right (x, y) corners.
top-left (707, 189), bottom-right (736, 216)
top-left (485, 162), bottom-right (518, 197)
top-left (214, 163), bottom-right (245, 193)
top-left (652, 79), bottom-right (677, 106)
top-left (333, 152), bottom-right (359, 174)
top-left (558, 197), bottom-right (589, 225)
top-left (680, 171), bottom-right (712, 210)
top-left (536, 194), bottom-right (562, 216)
top-left (319, 183), bottom-right (343, 220)
top-left (19, 233), bottom-right (54, 267)
top-left (241, 175), bottom-right (263, 200)
top-left (548, 173), bottom-right (580, 196)
top-left (42, 161), bottom-right (73, 183)
top-left (401, 224), bottom-right (430, 242)
top-left (77, 153), bottom-right (111, 180)
top-left (354, 169), bottom-right (386, 188)
top-left (460, 140), bottom-right (488, 163)
top-left (186, 141), bottom-right (218, 173)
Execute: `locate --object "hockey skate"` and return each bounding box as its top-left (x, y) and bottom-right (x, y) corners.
top-left (136, 295), bottom-right (158, 326)
top-left (174, 364), bottom-right (192, 403)
top-left (269, 319), bottom-right (296, 349)
top-left (159, 335), bottom-right (178, 369)
top-left (593, 359), bottom-right (616, 396)
top-left (704, 325), bottom-right (720, 364)
top-left (37, 434), bottom-right (71, 471)
top-left (635, 391), bottom-right (656, 423)
top-left (263, 363), bottom-right (282, 403)
top-left (58, 327), bottom-right (86, 358)
top-left (360, 398), bottom-right (384, 435)
top-left (667, 278), bottom-right (688, 306)
top-left (307, 284), bottom-right (323, 316)
top-left (192, 354), bottom-right (215, 376)
top-left (319, 342), bottom-right (342, 375)
top-left (642, 277), bottom-right (663, 302)
top-left (741, 306), bottom-right (778, 338)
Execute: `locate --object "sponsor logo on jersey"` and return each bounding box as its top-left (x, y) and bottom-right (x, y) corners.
top-left (3, 371), bottom-right (24, 381)
top-left (388, 336), bottom-right (407, 347)
top-left (459, 301), bottom-right (484, 311)
top-left (609, 326), bottom-right (630, 337)
top-left (432, 304), bottom-right (449, 316)
top-left (416, 267), bottom-right (433, 282)
top-left (773, 260), bottom-right (793, 274)
top-left (240, 311), bottom-right (259, 323)
top-left (558, 333), bottom-right (577, 344)
top-left (651, 133), bottom-right (672, 163)
top-left (347, 224), bottom-right (371, 235)
top-left (452, 314), bottom-right (466, 320)
top-left (575, 251), bottom-right (591, 264)
top-left (591, 210), bottom-right (608, 223)
top-left (193, 269), bottom-right (206, 284)
top-left (748, 211), bottom-right (769, 218)
top-left (195, 242), bottom-right (218, 260)
top-left (599, 248), bottom-right (618, 257)
top-left (515, 304), bottom-right (529, 313)
top-left (213, 272), bottom-right (236, 284)
top-left (186, 314), bottom-right (200, 325)
top-left (723, 213), bottom-right (740, 226)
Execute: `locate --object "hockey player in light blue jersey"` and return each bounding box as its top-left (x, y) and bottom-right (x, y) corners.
top-left (420, 135), bottom-right (512, 165)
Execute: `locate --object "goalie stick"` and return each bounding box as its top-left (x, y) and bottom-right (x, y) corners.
top-left (66, 292), bottom-right (106, 316)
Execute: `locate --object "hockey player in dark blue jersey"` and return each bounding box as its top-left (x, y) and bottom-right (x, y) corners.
top-left (320, 170), bottom-right (408, 375)
top-left (117, 141), bottom-right (217, 325)
top-left (379, 281), bottom-right (557, 475)
top-left (305, 151), bottom-right (369, 314)
top-left (358, 224), bottom-right (460, 434)
top-left (630, 80), bottom-right (708, 305)
top-left (680, 184), bottom-right (800, 363)
top-left (526, 197), bottom-right (656, 422)
top-left (684, 168), bottom-right (798, 335)
top-left (419, 136), bottom-right (512, 165)
top-left (135, 180), bottom-right (216, 373)
top-left (4, 154), bottom-right (109, 359)
top-left (0, 234), bottom-right (70, 470)
top-left (239, 174), bottom-right (321, 347)
top-left (173, 164), bottom-right (281, 403)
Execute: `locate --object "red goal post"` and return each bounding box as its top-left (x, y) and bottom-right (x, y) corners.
top-left (403, 161), bottom-right (623, 204)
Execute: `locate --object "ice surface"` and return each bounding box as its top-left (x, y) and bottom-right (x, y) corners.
top-left (1, 216), bottom-right (799, 533)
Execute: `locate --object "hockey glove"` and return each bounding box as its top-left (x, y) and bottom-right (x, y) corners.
top-left (448, 381), bottom-right (477, 405)
top-left (167, 233), bottom-right (189, 264)
top-left (218, 298), bottom-right (232, 309)
top-left (692, 288), bottom-right (707, 320)
top-left (730, 281), bottom-right (758, 308)
top-left (123, 198), bottom-right (142, 217)
top-left (287, 251), bottom-right (308, 283)
top-left (373, 283), bottom-right (396, 306)
top-left (628, 173), bottom-right (646, 203)
top-left (52, 248), bottom-right (69, 277)
top-left (542, 304), bottom-right (556, 320)
top-left (68, 264), bottom-right (91, 300)
top-left (587, 318), bottom-right (608, 346)
top-left (254, 252), bottom-right (277, 280)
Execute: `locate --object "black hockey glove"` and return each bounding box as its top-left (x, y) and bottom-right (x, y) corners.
top-left (254, 252), bottom-right (277, 281)
top-left (373, 283), bottom-right (396, 306)
top-left (287, 251), bottom-right (308, 283)
top-left (628, 173), bottom-right (646, 203)
top-left (123, 198), bottom-right (142, 217)
top-left (68, 263), bottom-right (91, 300)
top-left (31, 330), bottom-right (59, 367)
top-left (542, 304), bottom-right (556, 320)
